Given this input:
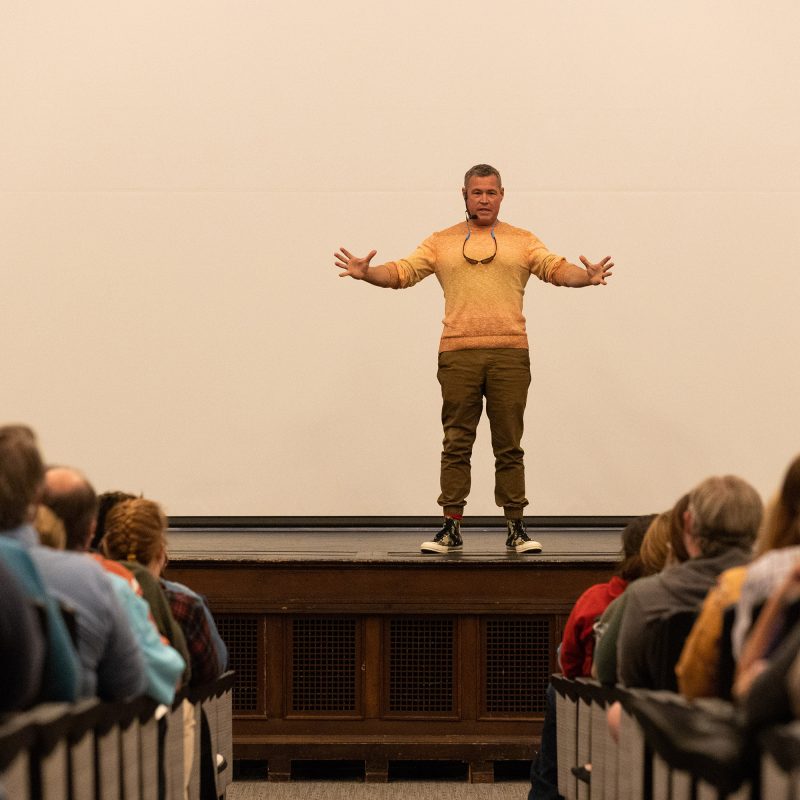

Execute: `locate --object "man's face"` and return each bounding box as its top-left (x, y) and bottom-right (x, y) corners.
top-left (463, 175), bottom-right (504, 227)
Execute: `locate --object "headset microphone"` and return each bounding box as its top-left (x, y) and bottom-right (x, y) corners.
top-left (463, 196), bottom-right (478, 220)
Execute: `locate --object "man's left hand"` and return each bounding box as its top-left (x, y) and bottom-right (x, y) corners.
top-left (579, 255), bottom-right (614, 285)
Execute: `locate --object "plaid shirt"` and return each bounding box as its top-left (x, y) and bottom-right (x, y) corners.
top-left (161, 582), bottom-right (221, 686)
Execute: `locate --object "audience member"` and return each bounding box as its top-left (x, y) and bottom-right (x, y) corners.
top-left (0, 424), bottom-right (80, 702)
top-left (33, 504), bottom-right (66, 549)
top-left (0, 558), bottom-right (45, 710)
top-left (92, 490), bottom-right (136, 551)
top-left (617, 475), bottom-right (762, 690)
top-left (102, 498), bottom-right (225, 684)
top-left (731, 454), bottom-right (800, 658)
top-left (41, 466), bottom-right (98, 551)
top-left (561, 515), bottom-right (655, 678)
top-left (528, 515), bottom-right (654, 800)
top-left (677, 455), bottom-right (800, 698)
top-left (1, 431), bottom-right (146, 700)
top-left (592, 506), bottom-right (684, 684)
top-left (102, 497), bottom-right (228, 797)
top-left (734, 561), bottom-right (800, 728)
top-left (42, 466), bottom-right (188, 702)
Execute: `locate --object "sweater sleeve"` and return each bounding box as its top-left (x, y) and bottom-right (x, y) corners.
top-left (526, 235), bottom-right (567, 284)
top-left (386, 235), bottom-right (437, 289)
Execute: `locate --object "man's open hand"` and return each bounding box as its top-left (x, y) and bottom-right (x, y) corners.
top-left (579, 255), bottom-right (614, 285)
top-left (334, 247), bottom-right (377, 280)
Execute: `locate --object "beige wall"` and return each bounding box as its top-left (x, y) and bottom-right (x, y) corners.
top-left (2, 2), bottom-right (799, 516)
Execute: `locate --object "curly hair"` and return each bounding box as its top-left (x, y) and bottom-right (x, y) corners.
top-left (100, 498), bottom-right (167, 567)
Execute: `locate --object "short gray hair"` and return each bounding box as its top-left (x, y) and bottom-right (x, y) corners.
top-left (464, 164), bottom-right (502, 188)
top-left (687, 475), bottom-right (763, 557)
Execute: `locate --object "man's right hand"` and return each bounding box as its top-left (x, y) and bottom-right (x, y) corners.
top-left (334, 247), bottom-right (377, 280)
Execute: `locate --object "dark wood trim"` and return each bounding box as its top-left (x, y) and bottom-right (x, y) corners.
top-left (168, 515), bottom-right (633, 530)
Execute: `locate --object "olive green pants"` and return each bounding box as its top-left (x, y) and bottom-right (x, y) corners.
top-left (436, 348), bottom-right (531, 519)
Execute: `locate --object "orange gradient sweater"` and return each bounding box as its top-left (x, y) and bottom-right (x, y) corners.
top-left (384, 221), bottom-right (567, 352)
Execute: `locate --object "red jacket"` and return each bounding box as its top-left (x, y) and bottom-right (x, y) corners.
top-left (560, 575), bottom-right (628, 678)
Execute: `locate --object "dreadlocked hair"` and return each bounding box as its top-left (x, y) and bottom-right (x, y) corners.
top-left (101, 498), bottom-right (167, 566)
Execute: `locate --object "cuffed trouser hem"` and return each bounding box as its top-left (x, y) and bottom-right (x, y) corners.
top-left (441, 505), bottom-right (465, 518)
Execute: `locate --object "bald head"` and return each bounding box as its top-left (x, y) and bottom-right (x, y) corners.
top-left (42, 466), bottom-right (98, 551)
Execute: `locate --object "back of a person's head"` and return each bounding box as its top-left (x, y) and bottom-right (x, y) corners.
top-left (34, 505), bottom-right (66, 549)
top-left (668, 493), bottom-right (691, 563)
top-left (617, 514), bottom-right (657, 581)
top-left (101, 498), bottom-right (166, 567)
top-left (0, 425), bottom-right (44, 532)
top-left (754, 454), bottom-right (800, 556)
top-left (639, 511), bottom-right (674, 575)
top-left (41, 466), bottom-right (98, 551)
top-left (687, 475), bottom-right (763, 558)
top-left (92, 490), bottom-right (137, 551)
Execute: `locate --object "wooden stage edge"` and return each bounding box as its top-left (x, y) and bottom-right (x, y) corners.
top-left (166, 515), bottom-right (627, 565)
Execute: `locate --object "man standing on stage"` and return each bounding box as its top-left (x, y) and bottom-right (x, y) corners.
top-left (334, 164), bottom-right (613, 554)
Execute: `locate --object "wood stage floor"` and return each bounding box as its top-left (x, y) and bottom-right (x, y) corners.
top-left (167, 523), bottom-right (623, 565)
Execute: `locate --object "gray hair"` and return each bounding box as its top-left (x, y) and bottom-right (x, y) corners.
top-left (687, 475), bottom-right (763, 557)
top-left (463, 164), bottom-right (502, 188)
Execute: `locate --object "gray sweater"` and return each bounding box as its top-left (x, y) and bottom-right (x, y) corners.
top-left (617, 548), bottom-right (751, 689)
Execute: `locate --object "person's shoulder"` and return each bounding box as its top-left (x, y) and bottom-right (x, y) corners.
top-left (496, 221), bottom-right (537, 239)
top-left (622, 572), bottom-right (664, 607)
top-left (38, 549), bottom-right (112, 586)
top-left (576, 581), bottom-right (616, 604)
top-left (749, 545), bottom-right (800, 577)
top-left (162, 577), bottom-right (199, 598)
top-left (431, 221), bottom-right (468, 238)
top-left (717, 564), bottom-right (748, 594)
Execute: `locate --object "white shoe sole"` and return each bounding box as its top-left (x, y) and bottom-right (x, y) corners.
top-left (507, 540), bottom-right (543, 554)
top-left (420, 542), bottom-right (463, 553)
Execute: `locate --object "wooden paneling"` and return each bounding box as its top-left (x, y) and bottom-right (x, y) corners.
top-left (165, 528), bottom-right (615, 780)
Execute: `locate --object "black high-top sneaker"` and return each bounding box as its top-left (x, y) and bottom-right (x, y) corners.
top-left (505, 519), bottom-right (543, 553)
top-left (420, 517), bottom-right (464, 553)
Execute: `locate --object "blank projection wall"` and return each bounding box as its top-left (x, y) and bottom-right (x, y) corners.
top-left (2, 2), bottom-right (799, 517)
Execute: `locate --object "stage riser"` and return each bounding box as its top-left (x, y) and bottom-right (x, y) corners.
top-left (166, 557), bottom-right (613, 781)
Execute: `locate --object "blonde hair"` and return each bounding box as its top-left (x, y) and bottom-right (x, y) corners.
top-left (101, 498), bottom-right (167, 566)
top-left (640, 511), bottom-right (673, 574)
top-left (34, 505), bottom-right (66, 550)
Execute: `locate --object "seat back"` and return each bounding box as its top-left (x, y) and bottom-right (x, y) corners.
top-left (643, 611), bottom-right (699, 692)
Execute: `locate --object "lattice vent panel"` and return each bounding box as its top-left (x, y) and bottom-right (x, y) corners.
top-left (484, 617), bottom-right (551, 714)
top-left (214, 614), bottom-right (260, 713)
top-left (291, 618), bottom-right (358, 713)
top-left (388, 618), bottom-right (455, 714)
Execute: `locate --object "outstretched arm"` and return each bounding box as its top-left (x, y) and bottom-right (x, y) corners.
top-left (555, 255), bottom-right (614, 287)
top-left (334, 247), bottom-right (395, 288)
